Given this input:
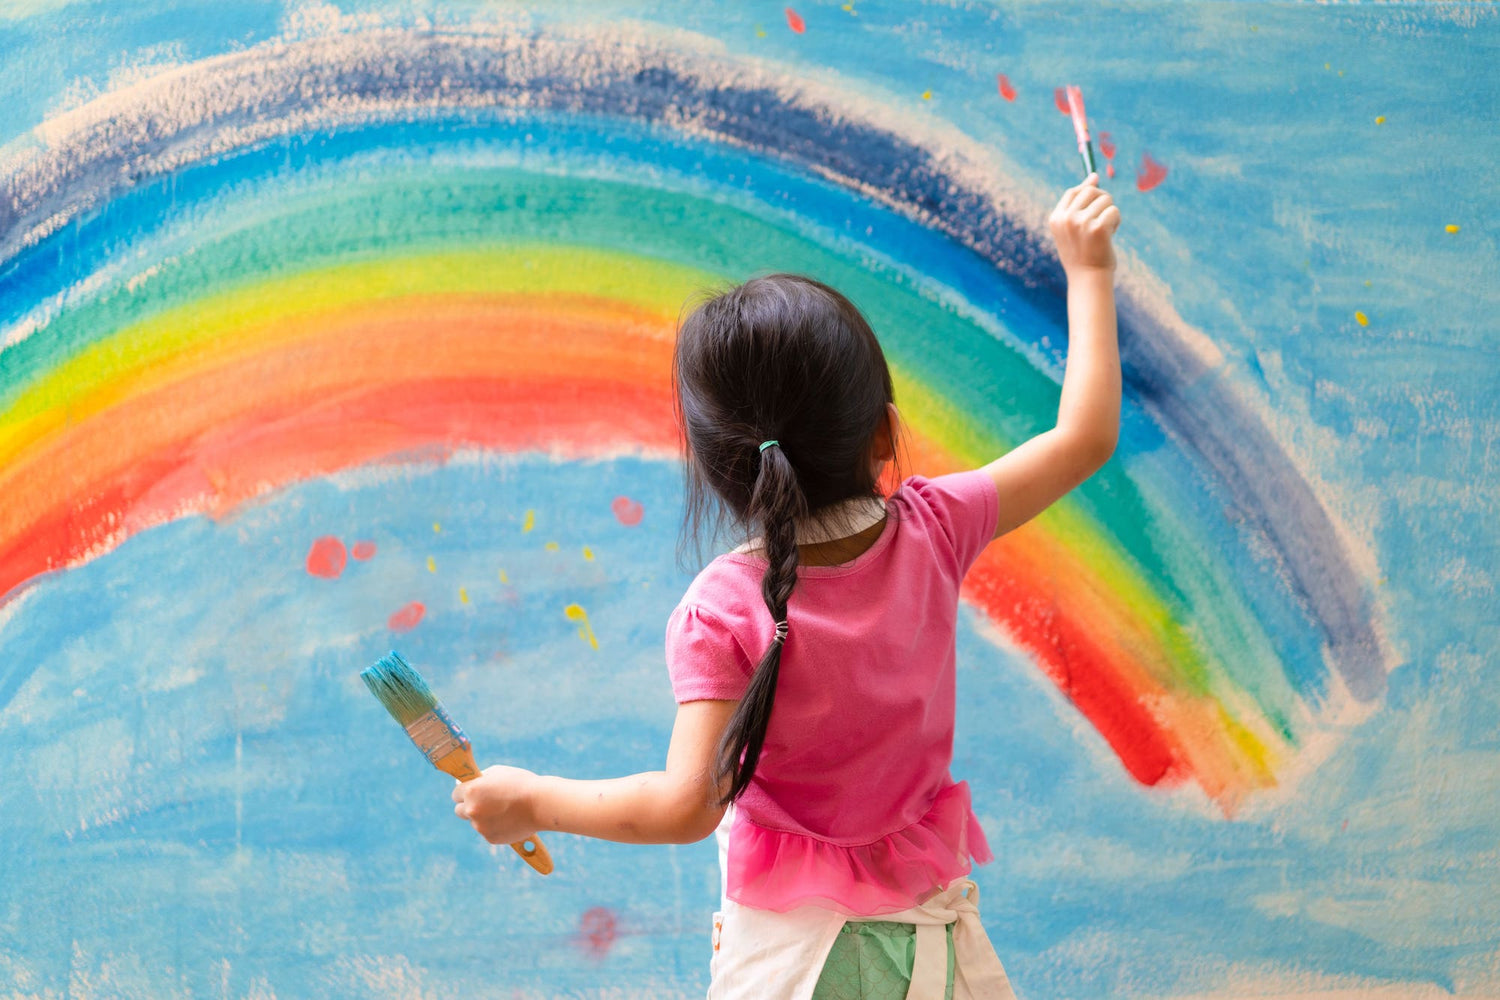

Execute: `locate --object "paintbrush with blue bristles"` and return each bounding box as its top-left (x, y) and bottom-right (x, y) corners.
top-left (361, 650), bottom-right (553, 875)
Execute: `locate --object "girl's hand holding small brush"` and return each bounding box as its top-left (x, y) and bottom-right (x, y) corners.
top-left (1049, 173), bottom-right (1120, 275)
top-left (452, 764), bottom-right (541, 845)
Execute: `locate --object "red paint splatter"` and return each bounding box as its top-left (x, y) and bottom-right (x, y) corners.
top-left (1053, 87), bottom-right (1071, 114)
top-left (351, 540), bottom-right (377, 561)
top-left (1136, 152), bottom-right (1168, 192)
top-left (388, 602), bottom-right (425, 632)
top-left (305, 536), bottom-right (347, 579)
top-left (1106, 163), bottom-right (1116, 179)
top-left (785, 7), bottom-right (805, 33)
top-left (611, 496), bottom-right (644, 526)
top-left (996, 74), bottom-right (1016, 102)
top-left (1098, 131), bottom-right (1116, 160)
top-left (578, 907), bottom-right (618, 958)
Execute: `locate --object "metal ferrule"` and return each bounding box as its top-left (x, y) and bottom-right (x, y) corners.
top-left (1080, 142), bottom-right (1097, 178)
top-left (404, 706), bottom-right (471, 763)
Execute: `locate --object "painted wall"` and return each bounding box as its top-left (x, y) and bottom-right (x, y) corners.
top-left (1, 2), bottom-right (1496, 997)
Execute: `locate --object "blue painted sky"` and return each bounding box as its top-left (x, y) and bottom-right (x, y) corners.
top-left (1, 3), bottom-right (1497, 997)
top-left (1, 454), bottom-right (1488, 997)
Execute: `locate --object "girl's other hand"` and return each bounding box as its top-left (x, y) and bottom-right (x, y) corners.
top-left (452, 764), bottom-right (541, 845)
top-left (1049, 173), bottom-right (1121, 275)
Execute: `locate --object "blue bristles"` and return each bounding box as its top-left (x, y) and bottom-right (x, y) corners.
top-left (360, 650), bottom-right (439, 727)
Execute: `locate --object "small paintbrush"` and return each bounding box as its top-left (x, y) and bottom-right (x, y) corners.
top-left (361, 650), bottom-right (554, 875)
top-left (1064, 84), bottom-right (1098, 178)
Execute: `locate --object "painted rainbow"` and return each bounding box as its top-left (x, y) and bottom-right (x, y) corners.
top-left (0, 26), bottom-right (1389, 811)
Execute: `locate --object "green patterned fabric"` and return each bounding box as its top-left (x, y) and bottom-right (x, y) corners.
top-left (810, 920), bottom-right (955, 1000)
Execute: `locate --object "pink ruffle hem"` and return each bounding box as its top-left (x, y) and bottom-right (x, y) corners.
top-left (726, 780), bottom-right (993, 916)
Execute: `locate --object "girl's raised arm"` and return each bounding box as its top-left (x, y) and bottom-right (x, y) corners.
top-left (983, 173), bottom-right (1122, 539)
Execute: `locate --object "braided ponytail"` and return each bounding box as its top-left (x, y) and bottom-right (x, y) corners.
top-left (712, 439), bottom-right (807, 805)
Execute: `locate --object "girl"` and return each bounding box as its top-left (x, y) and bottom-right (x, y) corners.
top-left (453, 173), bottom-right (1122, 998)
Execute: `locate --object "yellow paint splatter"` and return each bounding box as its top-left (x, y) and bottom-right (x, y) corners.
top-left (564, 604), bottom-right (600, 650)
top-left (1375, 115), bottom-right (1386, 124)
top-left (522, 509), bottom-right (535, 533)
top-left (921, 90), bottom-right (932, 101)
top-left (1446, 224), bottom-right (1460, 234)
top-left (1364, 280), bottom-right (1373, 287)
top-left (755, 24), bottom-right (766, 37)
top-left (433, 521), bottom-right (441, 533)
top-left (459, 587), bottom-right (469, 604)
top-left (427, 556), bottom-right (437, 573)
top-left (545, 541), bottom-right (560, 552)
top-left (1324, 62), bottom-right (1331, 70)
top-left (1337, 70), bottom-right (1344, 77)
top-left (1355, 311), bottom-right (1369, 327)
top-left (498, 569), bottom-right (510, 584)
top-left (582, 546), bottom-right (594, 561)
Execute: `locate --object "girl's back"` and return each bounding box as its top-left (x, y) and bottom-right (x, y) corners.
top-left (669, 471), bottom-right (998, 913)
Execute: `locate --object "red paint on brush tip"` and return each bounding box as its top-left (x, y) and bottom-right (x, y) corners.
top-left (305, 536), bottom-right (347, 578)
top-left (388, 601), bottom-right (425, 632)
top-left (1098, 131), bottom-right (1116, 159)
top-left (351, 540), bottom-right (377, 561)
top-left (997, 74), bottom-right (1017, 101)
top-left (1136, 152), bottom-right (1168, 191)
top-left (1065, 86), bottom-right (1090, 149)
top-left (1053, 87), bottom-right (1071, 114)
top-left (611, 496), bottom-right (644, 526)
top-left (578, 907), bottom-right (619, 958)
top-left (785, 7), bottom-right (805, 33)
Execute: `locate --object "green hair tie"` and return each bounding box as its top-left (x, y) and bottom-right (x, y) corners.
top-left (759, 440), bottom-right (779, 452)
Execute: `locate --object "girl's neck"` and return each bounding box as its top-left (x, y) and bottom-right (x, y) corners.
top-left (734, 494), bottom-right (888, 567)
top-left (797, 516), bottom-right (887, 566)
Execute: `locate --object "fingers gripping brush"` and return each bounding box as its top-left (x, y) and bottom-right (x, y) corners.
top-left (361, 651), bottom-right (554, 875)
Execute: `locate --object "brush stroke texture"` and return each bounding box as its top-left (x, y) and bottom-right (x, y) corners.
top-left (0, 29), bottom-right (1386, 802)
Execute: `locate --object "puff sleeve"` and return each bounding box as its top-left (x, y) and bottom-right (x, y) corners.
top-left (664, 603), bottom-right (754, 703)
top-left (904, 470), bottom-right (1000, 578)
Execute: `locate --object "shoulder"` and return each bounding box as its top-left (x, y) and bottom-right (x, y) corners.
top-left (888, 470), bottom-right (1000, 570)
top-left (665, 557), bottom-right (764, 698)
top-left (892, 470), bottom-right (999, 512)
top-left (679, 552), bottom-right (765, 605)
top-left (669, 554), bottom-right (768, 634)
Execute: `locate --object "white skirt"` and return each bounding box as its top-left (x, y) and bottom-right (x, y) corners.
top-left (706, 806), bottom-right (1018, 1000)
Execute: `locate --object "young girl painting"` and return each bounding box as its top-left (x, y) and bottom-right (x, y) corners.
top-left (452, 173), bottom-right (1122, 998)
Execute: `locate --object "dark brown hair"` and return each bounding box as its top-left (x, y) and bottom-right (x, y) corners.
top-left (672, 273), bottom-right (899, 806)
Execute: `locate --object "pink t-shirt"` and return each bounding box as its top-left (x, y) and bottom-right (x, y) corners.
top-left (665, 470), bottom-right (999, 915)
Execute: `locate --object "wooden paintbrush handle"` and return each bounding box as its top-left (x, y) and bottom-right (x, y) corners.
top-left (437, 746), bottom-right (555, 876)
top-left (509, 835), bottom-right (554, 875)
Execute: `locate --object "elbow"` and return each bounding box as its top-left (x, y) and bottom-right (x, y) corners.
top-left (667, 798), bottom-right (727, 845)
top-left (673, 809), bottom-right (726, 845)
top-left (673, 824), bottom-right (716, 846)
top-left (1064, 426), bottom-right (1117, 478)
top-left (1084, 430), bottom-right (1118, 471)
top-left (1054, 417), bottom-right (1118, 476)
